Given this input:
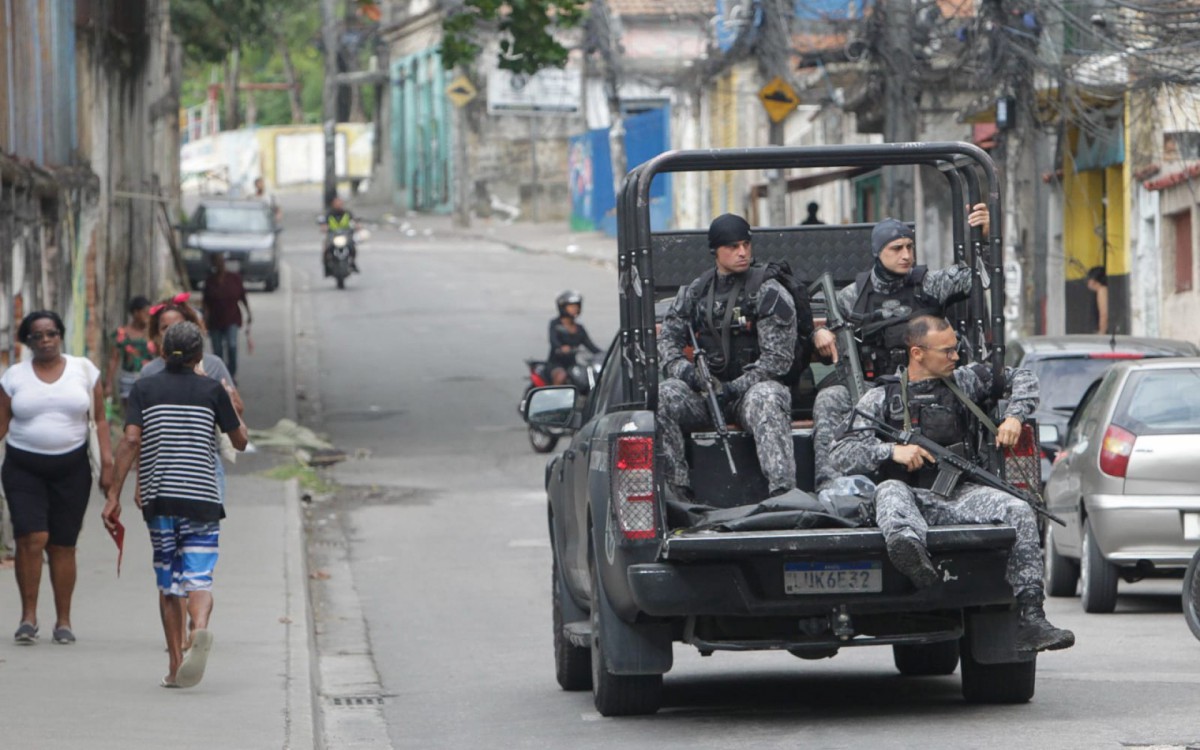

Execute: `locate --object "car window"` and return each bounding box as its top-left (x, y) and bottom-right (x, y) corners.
top-left (1028, 356), bottom-right (1128, 413)
top-left (1113, 368), bottom-right (1200, 435)
top-left (1067, 370), bottom-right (1119, 445)
top-left (200, 206), bottom-right (273, 233)
top-left (584, 341), bottom-right (622, 421)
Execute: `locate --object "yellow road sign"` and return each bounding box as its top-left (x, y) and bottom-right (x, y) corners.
top-left (759, 76), bottom-right (800, 124)
top-left (446, 76), bottom-right (477, 108)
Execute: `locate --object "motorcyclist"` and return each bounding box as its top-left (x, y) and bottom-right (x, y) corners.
top-left (318, 196), bottom-right (360, 274)
top-left (547, 290), bottom-right (601, 386)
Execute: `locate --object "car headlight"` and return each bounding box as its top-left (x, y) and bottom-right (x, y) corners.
top-left (183, 248), bottom-right (203, 261)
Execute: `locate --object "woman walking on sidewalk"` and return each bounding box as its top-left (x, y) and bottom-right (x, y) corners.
top-left (0, 311), bottom-right (114, 645)
top-left (105, 295), bottom-right (155, 408)
top-left (102, 322), bottom-right (247, 688)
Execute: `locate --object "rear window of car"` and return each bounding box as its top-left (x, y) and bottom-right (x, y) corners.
top-left (1027, 357), bottom-right (1128, 412)
top-left (1113, 368), bottom-right (1200, 435)
top-left (201, 206), bottom-right (273, 233)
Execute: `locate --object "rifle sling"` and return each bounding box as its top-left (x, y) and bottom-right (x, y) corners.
top-left (705, 273), bottom-right (745, 376)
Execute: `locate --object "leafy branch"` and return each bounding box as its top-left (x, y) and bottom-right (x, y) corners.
top-left (441, 0), bottom-right (587, 74)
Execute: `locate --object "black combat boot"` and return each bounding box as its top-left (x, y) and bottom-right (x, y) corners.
top-left (886, 535), bottom-right (939, 589)
top-left (1016, 590), bottom-right (1075, 652)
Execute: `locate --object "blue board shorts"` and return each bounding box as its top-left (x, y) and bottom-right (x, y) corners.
top-left (147, 516), bottom-right (220, 596)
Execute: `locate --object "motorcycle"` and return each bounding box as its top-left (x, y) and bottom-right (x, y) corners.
top-left (520, 349), bottom-right (603, 453)
top-left (325, 228), bottom-right (354, 289)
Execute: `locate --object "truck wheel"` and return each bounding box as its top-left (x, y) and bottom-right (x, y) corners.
top-left (553, 555), bottom-right (591, 691)
top-left (1183, 550), bottom-right (1200, 642)
top-left (960, 640), bottom-right (1036, 704)
top-left (1044, 524), bottom-right (1079, 598)
top-left (529, 427), bottom-right (559, 454)
top-left (1081, 519), bottom-right (1118, 613)
top-left (589, 555), bottom-right (662, 716)
top-left (893, 641), bottom-right (959, 676)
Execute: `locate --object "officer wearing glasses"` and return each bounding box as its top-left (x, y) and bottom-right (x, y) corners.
top-left (829, 314), bottom-right (1074, 653)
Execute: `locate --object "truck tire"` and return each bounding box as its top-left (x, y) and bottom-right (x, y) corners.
top-left (1044, 524), bottom-right (1079, 598)
top-left (1081, 519), bottom-right (1118, 613)
top-left (893, 641), bottom-right (959, 676)
top-left (553, 555), bottom-right (591, 691)
top-left (589, 555), bottom-right (662, 716)
top-left (1183, 549), bottom-right (1200, 642)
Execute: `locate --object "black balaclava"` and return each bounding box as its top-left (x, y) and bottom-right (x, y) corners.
top-left (707, 214), bottom-right (752, 252)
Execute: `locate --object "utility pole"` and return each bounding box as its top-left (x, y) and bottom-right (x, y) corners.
top-left (320, 0), bottom-right (339, 207)
top-left (879, 0), bottom-right (917, 219)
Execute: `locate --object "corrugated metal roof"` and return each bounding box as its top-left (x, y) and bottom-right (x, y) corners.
top-left (609, 0), bottom-right (714, 19)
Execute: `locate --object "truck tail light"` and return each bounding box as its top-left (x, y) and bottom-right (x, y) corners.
top-left (1004, 423), bottom-right (1042, 492)
top-left (1099, 424), bottom-right (1136, 478)
top-left (612, 436), bottom-right (656, 540)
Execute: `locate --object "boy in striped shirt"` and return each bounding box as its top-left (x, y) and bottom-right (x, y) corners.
top-left (102, 322), bottom-right (247, 688)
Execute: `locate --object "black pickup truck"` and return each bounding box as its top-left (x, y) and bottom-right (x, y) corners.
top-left (525, 143), bottom-right (1040, 716)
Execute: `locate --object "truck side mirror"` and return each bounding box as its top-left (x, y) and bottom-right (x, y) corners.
top-left (525, 387), bottom-right (579, 429)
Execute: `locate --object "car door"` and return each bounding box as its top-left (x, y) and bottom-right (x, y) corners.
top-left (1049, 371), bottom-right (1120, 553)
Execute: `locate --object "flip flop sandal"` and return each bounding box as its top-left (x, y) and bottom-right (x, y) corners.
top-left (161, 676), bottom-right (181, 688)
top-left (176, 630), bottom-right (213, 688)
top-left (13, 622), bottom-right (38, 644)
top-left (52, 627), bottom-right (76, 645)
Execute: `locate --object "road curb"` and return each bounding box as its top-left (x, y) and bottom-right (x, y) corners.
top-left (439, 228), bottom-right (616, 269)
top-left (284, 476), bottom-right (318, 750)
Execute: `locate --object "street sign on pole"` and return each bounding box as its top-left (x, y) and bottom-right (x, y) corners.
top-left (759, 76), bottom-right (800, 124)
top-left (446, 75), bottom-right (477, 108)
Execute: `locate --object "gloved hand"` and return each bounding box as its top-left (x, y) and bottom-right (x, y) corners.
top-left (677, 363), bottom-right (701, 391)
top-left (716, 382), bottom-right (737, 408)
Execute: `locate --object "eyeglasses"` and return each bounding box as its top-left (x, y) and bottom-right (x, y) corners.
top-left (917, 344), bottom-right (959, 356)
top-left (27, 331), bottom-right (61, 342)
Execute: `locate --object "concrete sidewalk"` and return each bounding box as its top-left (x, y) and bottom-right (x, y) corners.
top-left (0, 473), bottom-right (313, 749)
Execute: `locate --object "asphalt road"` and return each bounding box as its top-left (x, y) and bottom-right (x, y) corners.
top-left (274, 209), bottom-right (1200, 750)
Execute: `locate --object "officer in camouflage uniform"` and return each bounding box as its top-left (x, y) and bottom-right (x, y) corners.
top-left (810, 206), bottom-right (990, 491)
top-left (658, 214), bottom-right (806, 501)
top-left (830, 315), bottom-right (1074, 653)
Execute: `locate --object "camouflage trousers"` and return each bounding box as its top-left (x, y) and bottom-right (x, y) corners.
top-left (658, 378), bottom-right (795, 494)
top-left (874, 479), bottom-right (1043, 597)
top-left (812, 384), bottom-right (853, 492)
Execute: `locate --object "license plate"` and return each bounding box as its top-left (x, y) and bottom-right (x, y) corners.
top-left (225, 259), bottom-right (241, 272)
top-left (1184, 512), bottom-right (1200, 541)
top-left (784, 561), bottom-right (882, 595)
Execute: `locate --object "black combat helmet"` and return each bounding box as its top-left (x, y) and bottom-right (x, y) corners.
top-left (556, 290), bottom-right (583, 317)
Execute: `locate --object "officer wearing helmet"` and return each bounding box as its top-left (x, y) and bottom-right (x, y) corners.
top-left (658, 214), bottom-right (815, 504)
top-left (547, 290), bottom-right (601, 386)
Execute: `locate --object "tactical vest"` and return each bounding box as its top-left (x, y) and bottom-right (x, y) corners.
top-left (686, 267), bottom-right (764, 379)
top-left (851, 266), bottom-right (941, 379)
top-left (877, 373), bottom-right (971, 489)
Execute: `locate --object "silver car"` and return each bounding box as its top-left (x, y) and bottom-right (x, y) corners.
top-left (1043, 358), bottom-right (1200, 613)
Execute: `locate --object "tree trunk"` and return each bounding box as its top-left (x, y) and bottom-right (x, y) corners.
top-left (224, 46), bottom-right (241, 131)
top-left (320, 0), bottom-right (339, 205)
top-left (276, 28), bottom-right (304, 124)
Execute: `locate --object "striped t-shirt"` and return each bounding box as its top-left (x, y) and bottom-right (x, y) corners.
top-left (126, 369), bottom-right (240, 522)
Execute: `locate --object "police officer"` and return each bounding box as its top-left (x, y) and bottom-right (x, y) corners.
top-left (829, 315), bottom-right (1074, 653)
top-left (547, 290), bottom-right (601, 385)
top-left (658, 214), bottom-right (807, 502)
top-left (810, 204), bottom-right (989, 491)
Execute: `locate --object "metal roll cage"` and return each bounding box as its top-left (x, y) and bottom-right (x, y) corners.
top-left (615, 142), bottom-right (1005, 411)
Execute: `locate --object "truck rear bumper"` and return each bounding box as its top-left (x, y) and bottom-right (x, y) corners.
top-left (627, 525), bottom-right (1017, 618)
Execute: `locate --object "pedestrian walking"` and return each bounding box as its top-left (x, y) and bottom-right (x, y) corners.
top-left (105, 295), bottom-right (155, 408)
top-left (202, 253), bottom-right (251, 381)
top-left (0, 311), bottom-right (114, 644)
top-left (102, 322), bottom-right (247, 688)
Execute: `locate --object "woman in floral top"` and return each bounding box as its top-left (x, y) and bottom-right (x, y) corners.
top-left (105, 296), bottom-right (155, 405)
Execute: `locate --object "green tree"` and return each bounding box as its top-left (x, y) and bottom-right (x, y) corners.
top-left (441, 0), bottom-right (586, 74)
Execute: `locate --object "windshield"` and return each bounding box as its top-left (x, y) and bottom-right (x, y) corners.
top-left (1028, 357), bottom-right (1131, 413)
top-left (200, 206), bottom-right (273, 233)
top-left (1114, 368), bottom-right (1200, 435)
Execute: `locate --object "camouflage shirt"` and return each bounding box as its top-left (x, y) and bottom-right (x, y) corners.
top-left (833, 262), bottom-right (974, 320)
top-left (830, 362), bottom-right (1040, 476)
top-left (659, 272), bottom-right (796, 401)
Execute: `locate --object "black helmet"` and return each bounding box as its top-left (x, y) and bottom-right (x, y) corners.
top-left (556, 289), bottom-right (583, 317)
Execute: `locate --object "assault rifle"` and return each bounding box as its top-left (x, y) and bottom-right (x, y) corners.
top-left (686, 323), bottom-right (737, 476)
top-left (811, 273), bottom-right (866, 404)
top-left (853, 408), bottom-right (1065, 527)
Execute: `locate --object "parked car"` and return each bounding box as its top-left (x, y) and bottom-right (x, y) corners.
top-left (1005, 336), bottom-right (1200, 476)
top-left (1042, 358), bottom-right (1200, 612)
top-left (181, 199), bottom-right (281, 291)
